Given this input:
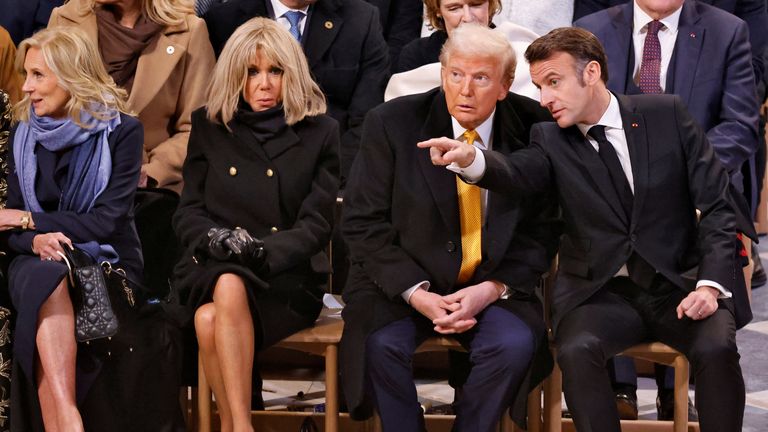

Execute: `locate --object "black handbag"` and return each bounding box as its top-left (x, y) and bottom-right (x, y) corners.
top-left (58, 245), bottom-right (137, 342)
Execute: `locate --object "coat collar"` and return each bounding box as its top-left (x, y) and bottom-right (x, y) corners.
top-left (615, 94), bottom-right (649, 227)
top-left (605, 3), bottom-right (634, 93)
top-left (303, 0), bottom-right (343, 68)
top-left (670, 1), bottom-right (704, 105)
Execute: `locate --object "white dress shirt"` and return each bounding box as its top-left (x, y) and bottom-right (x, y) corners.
top-left (402, 112), bottom-right (496, 304)
top-left (632, 1), bottom-right (682, 92)
top-left (271, 0), bottom-right (310, 36)
top-left (459, 92), bottom-right (731, 297)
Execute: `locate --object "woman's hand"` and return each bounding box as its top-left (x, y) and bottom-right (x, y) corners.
top-left (0, 209), bottom-right (30, 231)
top-left (32, 232), bottom-right (73, 261)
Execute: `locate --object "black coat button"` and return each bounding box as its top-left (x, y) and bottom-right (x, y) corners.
top-left (446, 241), bottom-right (456, 252)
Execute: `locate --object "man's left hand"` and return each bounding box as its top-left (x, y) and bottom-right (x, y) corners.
top-left (432, 281), bottom-right (504, 333)
top-left (676, 285), bottom-right (719, 320)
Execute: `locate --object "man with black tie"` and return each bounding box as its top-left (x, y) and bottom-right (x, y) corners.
top-left (340, 24), bottom-right (559, 432)
top-left (204, 0), bottom-right (390, 182)
top-left (420, 27), bottom-right (751, 432)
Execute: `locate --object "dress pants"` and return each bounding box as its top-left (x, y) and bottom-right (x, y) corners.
top-left (555, 277), bottom-right (744, 432)
top-left (366, 305), bottom-right (535, 432)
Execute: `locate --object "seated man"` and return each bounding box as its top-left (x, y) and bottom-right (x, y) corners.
top-left (340, 24), bottom-right (559, 432)
top-left (420, 27), bottom-right (752, 432)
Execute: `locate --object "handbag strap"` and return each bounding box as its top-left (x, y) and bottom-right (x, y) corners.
top-left (55, 250), bottom-right (76, 287)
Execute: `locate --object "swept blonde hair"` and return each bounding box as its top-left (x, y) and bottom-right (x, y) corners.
top-left (14, 27), bottom-right (130, 125)
top-left (84, 0), bottom-right (194, 27)
top-left (206, 17), bottom-right (326, 127)
top-left (440, 23), bottom-right (516, 86)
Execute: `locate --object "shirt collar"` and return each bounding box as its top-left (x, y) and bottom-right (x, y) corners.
top-left (451, 110), bottom-right (495, 150)
top-left (577, 92), bottom-right (623, 137)
top-left (633, 0), bottom-right (682, 36)
top-left (271, 0), bottom-right (310, 18)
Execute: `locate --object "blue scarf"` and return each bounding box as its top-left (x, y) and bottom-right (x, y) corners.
top-left (13, 107), bottom-right (121, 263)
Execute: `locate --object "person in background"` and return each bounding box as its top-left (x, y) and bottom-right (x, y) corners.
top-left (48, 0), bottom-right (216, 194)
top-left (172, 17), bottom-right (339, 431)
top-left (0, 0), bottom-right (64, 45)
top-left (0, 27), bottom-right (143, 431)
top-left (366, 0), bottom-right (424, 71)
top-left (0, 27), bottom-right (23, 104)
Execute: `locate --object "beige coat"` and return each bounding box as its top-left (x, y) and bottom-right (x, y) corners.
top-left (49, 0), bottom-right (215, 193)
top-left (0, 26), bottom-right (22, 104)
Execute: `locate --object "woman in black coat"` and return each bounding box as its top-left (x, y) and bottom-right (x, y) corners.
top-left (397, 0), bottom-right (500, 73)
top-left (0, 27), bottom-right (142, 431)
top-left (172, 17), bottom-right (340, 432)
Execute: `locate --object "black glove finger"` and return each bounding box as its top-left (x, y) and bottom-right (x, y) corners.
top-left (224, 236), bottom-right (243, 255)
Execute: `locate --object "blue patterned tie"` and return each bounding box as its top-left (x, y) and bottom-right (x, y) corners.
top-left (284, 11), bottom-right (305, 42)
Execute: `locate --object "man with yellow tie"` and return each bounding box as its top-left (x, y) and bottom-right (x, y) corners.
top-left (339, 24), bottom-right (559, 432)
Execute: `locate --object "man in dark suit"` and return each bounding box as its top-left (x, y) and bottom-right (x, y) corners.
top-left (204, 0), bottom-right (390, 182)
top-left (420, 27), bottom-right (751, 432)
top-left (574, 0), bottom-right (759, 417)
top-left (340, 24), bottom-right (559, 432)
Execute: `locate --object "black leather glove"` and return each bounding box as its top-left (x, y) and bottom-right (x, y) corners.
top-left (225, 228), bottom-right (266, 269)
top-left (206, 227), bottom-right (233, 261)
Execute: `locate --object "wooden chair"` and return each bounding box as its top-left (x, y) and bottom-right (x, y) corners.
top-left (197, 311), bottom-right (343, 432)
top-left (540, 257), bottom-right (695, 432)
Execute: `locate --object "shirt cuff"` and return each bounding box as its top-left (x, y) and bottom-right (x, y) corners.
top-left (402, 281), bottom-right (430, 304)
top-left (696, 280), bottom-right (732, 298)
top-left (446, 147), bottom-right (486, 183)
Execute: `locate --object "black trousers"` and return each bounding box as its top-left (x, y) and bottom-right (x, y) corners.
top-left (555, 277), bottom-right (743, 432)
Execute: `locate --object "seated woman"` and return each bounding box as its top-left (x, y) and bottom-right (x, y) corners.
top-left (48, 0), bottom-right (215, 193)
top-left (396, 0), bottom-right (500, 73)
top-left (0, 27), bottom-right (142, 431)
top-left (172, 17), bottom-right (339, 431)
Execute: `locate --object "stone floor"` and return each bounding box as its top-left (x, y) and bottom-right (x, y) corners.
top-left (260, 245), bottom-right (768, 430)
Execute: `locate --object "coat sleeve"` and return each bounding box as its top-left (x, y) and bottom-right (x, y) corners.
top-left (172, 111), bottom-right (219, 251)
top-left (704, 19), bottom-right (759, 172)
top-left (342, 109), bottom-right (431, 300)
top-left (339, 7), bottom-right (390, 181)
top-left (143, 17), bottom-right (216, 189)
top-left (674, 96), bottom-right (740, 287)
top-left (261, 120), bottom-right (341, 275)
top-left (5, 117), bottom-right (144, 252)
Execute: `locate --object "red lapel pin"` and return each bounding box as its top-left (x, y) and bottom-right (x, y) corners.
top-left (631, 123), bottom-right (639, 128)
top-left (690, 33), bottom-right (696, 38)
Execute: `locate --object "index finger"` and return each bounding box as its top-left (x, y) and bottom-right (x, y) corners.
top-left (417, 137), bottom-right (459, 151)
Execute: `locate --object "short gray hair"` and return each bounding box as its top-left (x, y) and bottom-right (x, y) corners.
top-left (439, 23), bottom-right (516, 85)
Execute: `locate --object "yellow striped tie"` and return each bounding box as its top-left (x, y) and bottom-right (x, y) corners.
top-left (456, 129), bottom-right (482, 284)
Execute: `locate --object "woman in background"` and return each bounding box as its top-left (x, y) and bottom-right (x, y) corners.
top-left (48, 0), bottom-right (215, 193)
top-left (0, 27), bottom-right (142, 431)
top-left (173, 17), bottom-right (339, 432)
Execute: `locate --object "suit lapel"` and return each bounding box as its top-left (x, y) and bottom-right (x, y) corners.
top-left (605, 4), bottom-right (634, 93)
top-left (129, 25), bottom-right (187, 114)
top-left (617, 96), bottom-right (649, 224)
top-left (262, 127), bottom-right (301, 159)
top-left (416, 91), bottom-right (460, 234)
top-left (230, 121), bottom-right (270, 163)
top-left (671, 2), bottom-right (703, 105)
top-left (303, 0), bottom-right (342, 68)
top-left (570, 127), bottom-right (630, 226)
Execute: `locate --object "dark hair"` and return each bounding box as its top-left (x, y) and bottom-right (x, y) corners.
top-left (524, 27), bottom-right (609, 84)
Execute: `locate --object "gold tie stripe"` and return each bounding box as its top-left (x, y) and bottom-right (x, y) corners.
top-left (456, 129), bottom-right (482, 284)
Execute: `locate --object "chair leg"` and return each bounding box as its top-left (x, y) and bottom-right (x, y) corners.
top-left (672, 355), bottom-right (689, 432)
top-left (198, 353), bottom-right (212, 432)
top-left (527, 384), bottom-right (542, 432)
top-left (542, 360), bottom-right (562, 432)
top-left (325, 344), bottom-right (339, 432)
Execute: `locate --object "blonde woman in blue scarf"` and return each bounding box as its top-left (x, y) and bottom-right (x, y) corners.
top-left (0, 27), bottom-right (142, 431)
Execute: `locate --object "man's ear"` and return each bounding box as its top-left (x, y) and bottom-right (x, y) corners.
top-left (583, 60), bottom-right (602, 86)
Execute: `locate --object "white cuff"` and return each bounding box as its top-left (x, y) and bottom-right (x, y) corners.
top-left (696, 280), bottom-right (732, 298)
top-left (446, 147), bottom-right (486, 183)
top-left (402, 281), bottom-right (431, 304)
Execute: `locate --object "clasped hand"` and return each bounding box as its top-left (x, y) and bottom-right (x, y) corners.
top-left (409, 281), bottom-right (503, 334)
top-left (206, 227), bottom-right (266, 269)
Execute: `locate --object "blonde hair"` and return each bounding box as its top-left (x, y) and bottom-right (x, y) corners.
top-left (206, 17), bottom-right (326, 127)
top-left (13, 27), bottom-right (130, 125)
top-left (440, 23), bottom-right (516, 85)
top-left (84, 0), bottom-right (195, 27)
top-left (423, 0), bottom-right (501, 32)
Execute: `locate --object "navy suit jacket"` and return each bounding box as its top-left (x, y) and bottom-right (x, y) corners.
top-left (573, 0), bottom-right (768, 83)
top-left (204, 0), bottom-right (390, 182)
top-left (575, 1), bottom-right (759, 179)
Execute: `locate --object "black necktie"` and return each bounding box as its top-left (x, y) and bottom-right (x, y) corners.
top-left (587, 125), bottom-right (633, 219)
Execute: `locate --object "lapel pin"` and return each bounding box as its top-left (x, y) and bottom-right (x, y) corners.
top-left (166, 46), bottom-right (175, 55)
top-left (690, 32), bottom-right (696, 38)
top-left (325, 21), bottom-right (333, 29)
top-left (631, 123), bottom-right (639, 128)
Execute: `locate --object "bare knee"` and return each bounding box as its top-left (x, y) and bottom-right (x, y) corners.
top-left (211, 273), bottom-right (250, 314)
top-left (195, 303), bottom-right (216, 346)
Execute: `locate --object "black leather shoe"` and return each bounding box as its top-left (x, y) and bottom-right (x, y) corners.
top-left (615, 390), bottom-right (639, 420)
top-left (656, 389), bottom-right (698, 421)
top-left (751, 243), bottom-right (766, 289)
